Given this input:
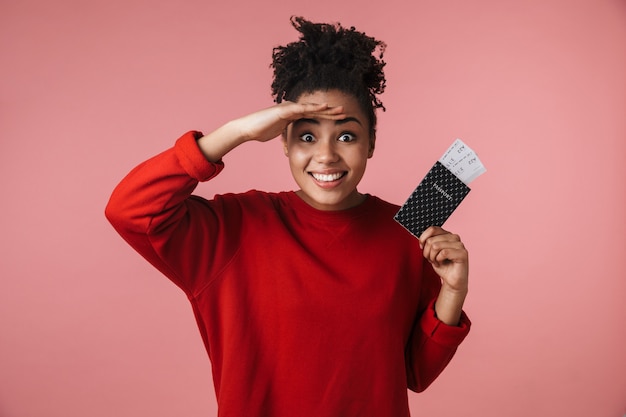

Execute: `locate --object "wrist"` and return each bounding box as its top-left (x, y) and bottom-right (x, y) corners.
top-left (197, 121), bottom-right (249, 162)
top-left (440, 282), bottom-right (468, 297)
top-left (434, 286), bottom-right (467, 326)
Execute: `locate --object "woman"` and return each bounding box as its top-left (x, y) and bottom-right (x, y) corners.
top-left (106, 16), bottom-right (471, 417)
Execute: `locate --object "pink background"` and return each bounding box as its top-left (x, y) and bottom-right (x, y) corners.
top-left (1, 0), bottom-right (625, 416)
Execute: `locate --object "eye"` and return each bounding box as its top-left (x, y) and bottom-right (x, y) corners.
top-left (300, 133), bottom-right (315, 143)
top-left (338, 133), bottom-right (356, 142)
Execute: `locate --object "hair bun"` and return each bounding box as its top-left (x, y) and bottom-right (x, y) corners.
top-left (271, 17), bottom-right (387, 135)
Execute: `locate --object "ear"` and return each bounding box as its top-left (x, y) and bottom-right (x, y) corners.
top-left (367, 135), bottom-right (376, 158)
top-left (282, 132), bottom-right (289, 156)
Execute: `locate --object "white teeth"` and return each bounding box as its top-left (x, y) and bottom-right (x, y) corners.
top-left (311, 172), bottom-right (344, 182)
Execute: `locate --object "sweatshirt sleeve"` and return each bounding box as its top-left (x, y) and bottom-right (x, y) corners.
top-left (405, 261), bottom-right (471, 393)
top-left (104, 131), bottom-right (238, 295)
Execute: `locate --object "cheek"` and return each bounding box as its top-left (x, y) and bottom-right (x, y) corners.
top-left (286, 145), bottom-right (309, 169)
top-left (347, 148), bottom-right (370, 169)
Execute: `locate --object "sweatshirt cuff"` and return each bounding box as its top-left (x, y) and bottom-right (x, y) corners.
top-left (174, 130), bottom-right (224, 181)
top-left (420, 300), bottom-right (471, 347)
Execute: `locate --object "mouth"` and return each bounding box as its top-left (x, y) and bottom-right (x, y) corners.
top-left (309, 172), bottom-right (347, 183)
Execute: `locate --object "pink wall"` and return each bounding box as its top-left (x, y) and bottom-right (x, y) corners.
top-left (1, 1), bottom-right (625, 416)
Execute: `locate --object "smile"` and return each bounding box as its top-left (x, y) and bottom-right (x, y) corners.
top-left (309, 172), bottom-right (346, 182)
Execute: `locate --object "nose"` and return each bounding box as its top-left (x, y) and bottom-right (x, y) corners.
top-left (314, 138), bottom-right (339, 164)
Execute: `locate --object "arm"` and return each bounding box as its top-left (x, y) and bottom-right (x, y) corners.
top-left (104, 131), bottom-right (232, 292)
top-left (405, 226), bottom-right (471, 392)
top-left (105, 101), bottom-right (347, 292)
top-left (196, 101), bottom-right (347, 162)
top-left (420, 226), bottom-right (469, 326)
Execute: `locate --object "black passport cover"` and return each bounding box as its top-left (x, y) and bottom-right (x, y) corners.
top-left (394, 161), bottom-right (471, 238)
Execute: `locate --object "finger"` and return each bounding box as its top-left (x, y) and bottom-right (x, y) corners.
top-left (434, 246), bottom-right (467, 264)
top-left (285, 101), bottom-right (336, 113)
top-left (421, 231), bottom-right (464, 262)
top-left (424, 242), bottom-right (465, 267)
top-left (420, 227), bottom-right (458, 252)
top-left (303, 104), bottom-right (346, 118)
top-left (418, 226), bottom-right (448, 247)
top-left (425, 237), bottom-right (464, 256)
top-left (281, 102), bottom-right (346, 122)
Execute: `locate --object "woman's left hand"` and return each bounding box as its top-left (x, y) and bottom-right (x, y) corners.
top-left (419, 226), bottom-right (469, 293)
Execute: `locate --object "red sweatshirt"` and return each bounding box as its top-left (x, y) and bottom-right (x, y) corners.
top-left (105, 131), bottom-right (470, 417)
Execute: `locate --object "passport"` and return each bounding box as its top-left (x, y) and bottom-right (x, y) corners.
top-left (394, 139), bottom-right (485, 238)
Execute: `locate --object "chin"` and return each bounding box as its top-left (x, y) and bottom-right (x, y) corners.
top-left (305, 190), bottom-right (360, 211)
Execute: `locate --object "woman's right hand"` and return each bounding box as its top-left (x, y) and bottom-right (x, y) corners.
top-left (235, 101), bottom-right (346, 143)
top-left (197, 101), bottom-right (346, 162)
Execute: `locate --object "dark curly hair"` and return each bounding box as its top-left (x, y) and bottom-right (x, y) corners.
top-left (271, 16), bottom-right (387, 137)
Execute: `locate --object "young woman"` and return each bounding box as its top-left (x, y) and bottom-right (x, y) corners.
top-left (106, 16), bottom-right (471, 417)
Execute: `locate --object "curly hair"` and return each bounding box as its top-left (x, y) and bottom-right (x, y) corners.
top-left (271, 16), bottom-right (387, 136)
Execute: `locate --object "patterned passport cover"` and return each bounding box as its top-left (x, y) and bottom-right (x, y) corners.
top-left (394, 161), bottom-right (471, 238)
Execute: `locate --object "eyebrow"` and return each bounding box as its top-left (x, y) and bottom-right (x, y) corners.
top-left (293, 116), bottom-right (363, 128)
